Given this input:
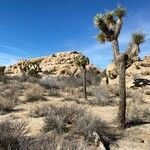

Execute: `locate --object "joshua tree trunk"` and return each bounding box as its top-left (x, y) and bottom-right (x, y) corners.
top-left (118, 54), bottom-right (127, 129)
top-left (112, 39), bottom-right (120, 61)
top-left (106, 75), bottom-right (109, 85)
top-left (83, 68), bottom-right (87, 100)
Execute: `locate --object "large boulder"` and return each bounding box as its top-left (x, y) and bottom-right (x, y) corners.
top-left (106, 63), bottom-right (118, 79)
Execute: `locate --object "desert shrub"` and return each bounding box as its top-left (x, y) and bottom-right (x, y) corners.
top-left (0, 82), bottom-right (22, 97)
top-left (55, 133), bottom-right (92, 150)
top-left (0, 119), bottom-right (28, 150)
top-left (47, 88), bottom-right (60, 97)
top-left (129, 91), bottom-right (143, 103)
top-left (0, 96), bottom-right (17, 113)
top-left (43, 104), bottom-right (120, 147)
top-left (74, 114), bottom-right (120, 145)
top-left (59, 76), bottom-right (83, 88)
top-left (127, 92), bottom-right (150, 126)
top-left (39, 76), bottom-right (60, 89)
top-left (25, 84), bottom-right (45, 102)
top-left (0, 75), bottom-right (9, 84)
top-left (86, 72), bottom-right (102, 85)
top-left (21, 132), bottom-right (58, 150)
top-left (43, 104), bottom-right (87, 134)
top-left (108, 84), bottom-right (120, 96)
top-left (87, 86), bottom-right (115, 106)
top-left (127, 104), bottom-right (150, 127)
top-left (21, 132), bottom-right (93, 150)
top-left (62, 95), bottom-right (82, 104)
top-left (29, 104), bottom-right (53, 118)
top-left (0, 84), bottom-right (20, 113)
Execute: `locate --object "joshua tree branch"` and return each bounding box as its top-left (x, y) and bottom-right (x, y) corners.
top-left (115, 18), bottom-right (123, 38)
top-left (111, 39), bottom-right (120, 61)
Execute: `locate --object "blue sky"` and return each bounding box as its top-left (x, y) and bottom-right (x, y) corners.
top-left (0, 0), bottom-right (150, 68)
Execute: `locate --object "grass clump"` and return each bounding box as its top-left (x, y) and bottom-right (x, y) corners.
top-left (43, 104), bottom-right (86, 134)
top-left (0, 119), bottom-right (28, 150)
top-left (87, 86), bottom-right (115, 106)
top-left (29, 104), bottom-right (53, 118)
top-left (25, 83), bottom-right (45, 102)
top-left (0, 84), bottom-right (20, 113)
top-left (0, 96), bottom-right (17, 113)
top-left (43, 104), bottom-right (121, 147)
top-left (39, 76), bottom-right (60, 90)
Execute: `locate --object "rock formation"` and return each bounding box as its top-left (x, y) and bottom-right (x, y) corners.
top-left (5, 51), bottom-right (101, 76)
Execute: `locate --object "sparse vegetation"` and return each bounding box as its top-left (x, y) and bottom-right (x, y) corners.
top-left (0, 3), bottom-right (149, 150)
top-left (25, 84), bottom-right (46, 102)
top-left (87, 86), bottom-right (115, 106)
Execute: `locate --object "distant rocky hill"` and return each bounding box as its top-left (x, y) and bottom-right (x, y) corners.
top-left (5, 51), bottom-right (101, 76)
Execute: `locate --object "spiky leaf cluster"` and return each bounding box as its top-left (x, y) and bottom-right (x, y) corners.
top-left (97, 32), bottom-right (107, 44)
top-left (75, 56), bottom-right (89, 69)
top-left (114, 5), bottom-right (126, 18)
top-left (132, 32), bottom-right (145, 45)
top-left (104, 11), bottom-right (116, 26)
top-left (94, 5), bottom-right (126, 44)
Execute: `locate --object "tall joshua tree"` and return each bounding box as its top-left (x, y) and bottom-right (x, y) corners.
top-left (76, 56), bottom-right (89, 101)
top-left (94, 5), bottom-right (145, 129)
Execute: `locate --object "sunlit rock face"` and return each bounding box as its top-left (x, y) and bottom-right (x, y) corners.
top-left (5, 51), bottom-right (101, 76)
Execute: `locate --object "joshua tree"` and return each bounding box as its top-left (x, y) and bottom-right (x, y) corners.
top-left (75, 56), bottom-right (89, 100)
top-left (94, 5), bottom-right (145, 129)
top-left (19, 60), bottom-right (42, 79)
top-left (0, 66), bottom-right (6, 75)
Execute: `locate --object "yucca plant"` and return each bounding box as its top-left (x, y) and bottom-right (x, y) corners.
top-left (75, 56), bottom-right (89, 100)
top-left (0, 66), bottom-right (5, 75)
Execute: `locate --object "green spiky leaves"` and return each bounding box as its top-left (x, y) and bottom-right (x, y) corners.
top-left (132, 32), bottom-right (145, 45)
top-left (103, 11), bottom-right (116, 25)
top-left (94, 14), bottom-right (105, 28)
top-left (75, 56), bottom-right (89, 69)
top-left (97, 32), bottom-right (107, 44)
top-left (94, 5), bottom-right (126, 44)
top-left (114, 5), bottom-right (126, 18)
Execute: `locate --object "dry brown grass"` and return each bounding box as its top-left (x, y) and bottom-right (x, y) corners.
top-left (0, 96), bottom-right (17, 113)
top-left (25, 83), bottom-right (46, 102)
top-left (0, 118), bottom-right (29, 149)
